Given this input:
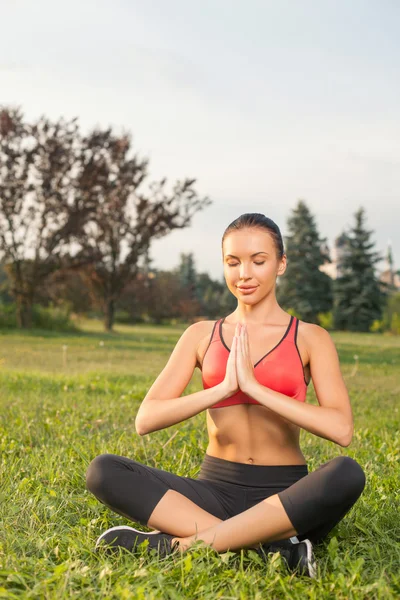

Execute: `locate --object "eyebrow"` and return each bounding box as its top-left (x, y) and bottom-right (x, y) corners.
top-left (225, 252), bottom-right (269, 259)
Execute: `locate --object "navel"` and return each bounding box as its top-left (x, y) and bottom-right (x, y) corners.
top-left (247, 457), bottom-right (254, 464)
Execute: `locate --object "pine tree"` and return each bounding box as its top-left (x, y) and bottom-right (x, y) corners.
top-left (333, 207), bottom-right (384, 331)
top-left (177, 252), bottom-right (198, 300)
top-left (277, 200), bottom-right (333, 323)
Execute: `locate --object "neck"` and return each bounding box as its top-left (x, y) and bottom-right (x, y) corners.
top-left (231, 298), bottom-right (287, 325)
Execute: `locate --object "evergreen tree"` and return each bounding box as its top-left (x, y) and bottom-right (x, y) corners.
top-left (177, 253), bottom-right (198, 300)
top-left (277, 200), bottom-right (333, 323)
top-left (196, 272), bottom-right (225, 317)
top-left (333, 207), bottom-right (384, 331)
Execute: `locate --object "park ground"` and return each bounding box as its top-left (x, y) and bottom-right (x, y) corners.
top-left (0, 320), bottom-right (399, 599)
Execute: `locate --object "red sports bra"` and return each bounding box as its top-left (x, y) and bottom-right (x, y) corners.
top-left (201, 315), bottom-right (309, 408)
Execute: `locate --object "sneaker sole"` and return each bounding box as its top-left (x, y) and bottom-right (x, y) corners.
top-left (290, 537), bottom-right (317, 579)
top-left (95, 525), bottom-right (161, 550)
top-left (302, 539), bottom-right (317, 579)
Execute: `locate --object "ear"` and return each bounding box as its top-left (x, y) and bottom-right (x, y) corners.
top-left (276, 255), bottom-right (287, 277)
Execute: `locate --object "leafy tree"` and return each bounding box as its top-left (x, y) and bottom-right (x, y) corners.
top-left (117, 268), bottom-right (185, 324)
top-left (333, 207), bottom-right (384, 331)
top-left (277, 200), bottom-right (333, 323)
top-left (72, 128), bottom-right (211, 330)
top-left (37, 267), bottom-right (93, 315)
top-left (0, 107), bottom-right (81, 327)
top-left (0, 107), bottom-right (211, 330)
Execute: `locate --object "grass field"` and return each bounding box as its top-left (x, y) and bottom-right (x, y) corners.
top-left (0, 320), bottom-right (399, 599)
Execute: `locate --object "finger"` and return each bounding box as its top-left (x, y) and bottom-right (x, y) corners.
top-left (239, 334), bottom-right (244, 358)
top-left (241, 327), bottom-right (250, 363)
top-left (236, 332), bottom-right (241, 356)
top-left (241, 326), bottom-right (247, 350)
top-left (244, 325), bottom-right (250, 352)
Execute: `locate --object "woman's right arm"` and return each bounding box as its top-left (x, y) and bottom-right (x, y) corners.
top-left (135, 322), bottom-right (233, 435)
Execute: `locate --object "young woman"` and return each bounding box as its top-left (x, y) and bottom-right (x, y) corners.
top-left (86, 213), bottom-right (365, 577)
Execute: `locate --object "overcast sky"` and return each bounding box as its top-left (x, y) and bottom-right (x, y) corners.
top-left (1, 0), bottom-right (399, 281)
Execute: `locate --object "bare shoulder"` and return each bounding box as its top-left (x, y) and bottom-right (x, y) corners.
top-left (297, 319), bottom-right (338, 361)
top-left (186, 319), bottom-right (216, 338)
top-left (176, 319), bottom-right (216, 346)
top-left (190, 319), bottom-right (219, 369)
top-left (298, 320), bottom-right (332, 342)
top-left (140, 320), bottom-right (216, 405)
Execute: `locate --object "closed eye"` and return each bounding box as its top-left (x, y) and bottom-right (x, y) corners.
top-left (227, 262), bottom-right (265, 267)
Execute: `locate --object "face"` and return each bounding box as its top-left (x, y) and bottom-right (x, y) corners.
top-left (222, 228), bottom-right (286, 301)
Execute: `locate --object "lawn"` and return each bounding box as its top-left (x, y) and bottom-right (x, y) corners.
top-left (0, 320), bottom-right (399, 599)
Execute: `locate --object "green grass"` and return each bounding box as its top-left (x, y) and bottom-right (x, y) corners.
top-left (0, 322), bottom-right (399, 599)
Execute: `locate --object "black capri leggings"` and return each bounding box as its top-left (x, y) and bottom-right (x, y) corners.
top-left (86, 453), bottom-right (365, 544)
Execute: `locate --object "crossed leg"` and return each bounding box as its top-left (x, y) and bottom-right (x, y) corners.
top-left (149, 456), bottom-right (366, 553)
top-left (148, 489), bottom-right (296, 553)
top-left (86, 454), bottom-right (366, 554)
top-left (86, 453), bottom-right (278, 551)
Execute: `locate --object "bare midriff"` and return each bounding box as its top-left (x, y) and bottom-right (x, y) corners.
top-left (206, 404), bottom-right (307, 465)
top-left (196, 321), bottom-right (308, 466)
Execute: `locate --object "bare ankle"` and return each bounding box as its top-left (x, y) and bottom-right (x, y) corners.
top-left (172, 537), bottom-right (188, 552)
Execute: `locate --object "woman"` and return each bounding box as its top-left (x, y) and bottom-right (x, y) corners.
top-left (86, 213), bottom-right (365, 577)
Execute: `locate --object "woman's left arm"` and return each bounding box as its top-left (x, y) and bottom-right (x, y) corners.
top-left (238, 324), bottom-right (354, 447)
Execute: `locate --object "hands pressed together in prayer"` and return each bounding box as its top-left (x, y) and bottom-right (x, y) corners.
top-left (223, 323), bottom-right (258, 396)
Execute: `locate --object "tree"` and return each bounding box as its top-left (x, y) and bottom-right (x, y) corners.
top-left (333, 207), bottom-right (384, 331)
top-left (177, 252), bottom-right (197, 299)
top-left (0, 107), bottom-right (81, 327)
top-left (0, 107), bottom-right (211, 331)
top-left (171, 253), bottom-right (199, 320)
top-left (195, 272), bottom-right (226, 318)
top-left (0, 262), bottom-right (12, 304)
top-left (277, 200), bottom-right (333, 323)
top-left (72, 128), bottom-right (211, 331)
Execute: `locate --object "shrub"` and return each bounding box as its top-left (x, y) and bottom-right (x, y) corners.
top-left (318, 311), bottom-right (334, 330)
top-left (32, 303), bottom-right (77, 331)
top-left (0, 303), bottom-right (17, 328)
top-left (0, 302), bottom-right (77, 331)
top-left (114, 310), bottom-right (132, 324)
top-left (390, 313), bottom-right (400, 335)
top-left (369, 319), bottom-right (384, 333)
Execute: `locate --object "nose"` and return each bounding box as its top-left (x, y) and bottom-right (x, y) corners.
top-left (239, 262), bottom-right (252, 280)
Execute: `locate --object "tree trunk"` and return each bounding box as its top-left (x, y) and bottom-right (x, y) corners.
top-left (104, 298), bottom-right (115, 331)
top-left (16, 295), bottom-right (33, 329)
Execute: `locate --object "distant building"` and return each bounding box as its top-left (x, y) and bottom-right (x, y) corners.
top-left (379, 242), bottom-right (400, 290)
top-left (379, 268), bottom-right (400, 290)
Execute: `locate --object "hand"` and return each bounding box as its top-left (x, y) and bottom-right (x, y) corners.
top-left (236, 323), bottom-right (258, 393)
top-left (222, 323), bottom-right (240, 396)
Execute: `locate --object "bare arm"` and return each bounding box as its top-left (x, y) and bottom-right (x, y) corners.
top-left (135, 322), bottom-right (231, 435)
top-left (242, 325), bottom-right (354, 447)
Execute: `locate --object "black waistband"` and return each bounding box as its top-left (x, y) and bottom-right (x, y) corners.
top-left (197, 453), bottom-right (308, 488)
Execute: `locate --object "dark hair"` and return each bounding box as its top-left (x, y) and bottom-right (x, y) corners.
top-left (221, 213), bottom-right (285, 259)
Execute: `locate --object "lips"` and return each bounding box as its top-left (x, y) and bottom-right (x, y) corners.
top-left (237, 286), bottom-right (258, 292)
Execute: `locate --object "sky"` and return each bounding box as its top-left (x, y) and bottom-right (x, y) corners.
top-left (1, 0), bottom-right (399, 281)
